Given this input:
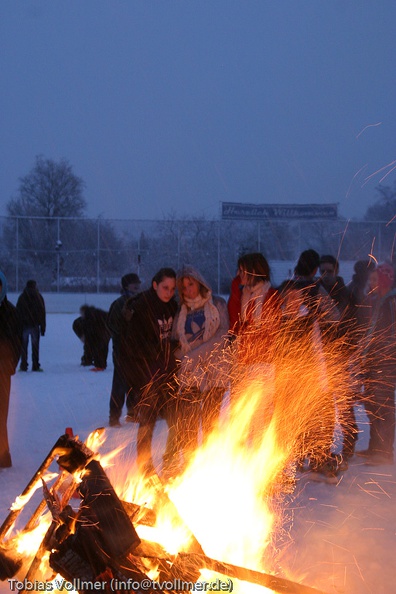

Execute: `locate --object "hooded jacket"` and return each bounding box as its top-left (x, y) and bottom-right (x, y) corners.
top-left (172, 265), bottom-right (230, 391)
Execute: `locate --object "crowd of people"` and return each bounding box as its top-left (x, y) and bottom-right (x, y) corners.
top-left (1, 251), bottom-right (395, 484)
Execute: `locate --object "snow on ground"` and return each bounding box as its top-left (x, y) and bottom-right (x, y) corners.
top-left (1, 313), bottom-right (396, 594)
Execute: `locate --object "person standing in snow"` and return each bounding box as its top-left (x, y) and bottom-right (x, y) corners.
top-left (107, 273), bottom-right (141, 426)
top-left (318, 255), bottom-right (360, 465)
top-left (227, 253), bottom-right (281, 447)
top-left (119, 268), bottom-right (178, 476)
top-left (357, 262), bottom-right (396, 465)
top-left (170, 265), bottom-right (229, 475)
top-left (16, 279), bottom-right (46, 372)
top-left (0, 271), bottom-right (22, 468)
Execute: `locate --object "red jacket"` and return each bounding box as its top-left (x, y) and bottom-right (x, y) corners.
top-left (227, 275), bottom-right (242, 333)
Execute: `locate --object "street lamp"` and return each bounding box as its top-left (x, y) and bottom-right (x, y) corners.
top-left (55, 240), bottom-right (63, 292)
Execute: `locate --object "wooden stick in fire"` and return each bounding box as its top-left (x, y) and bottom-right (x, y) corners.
top-left (0, 434), bottom-right (80, 542)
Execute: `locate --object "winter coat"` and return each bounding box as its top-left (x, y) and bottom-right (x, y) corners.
top-left (173, 266), bottom-right (230, 392)
top-left (0, 297), bottom-right (22, 376)
top-left (119, 287), bottom-right (178, 391)
top-left (107, 293), bottom-right (130, 354)
top-left (318, 275), bottom-right (358, 343)
top-left (74, 307), bottom-right (111, 349)
top-left (227, 275), bottom-right (243, 334)
top-left (364, 289), bottom-right (396, 379)
top-left (16, 286), bottom-right (46, 335)
top-left (236, 285), bottom-right (282, 367)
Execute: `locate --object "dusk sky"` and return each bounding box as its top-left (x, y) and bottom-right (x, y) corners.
top-left (1, 1), bottom-right (395, 222)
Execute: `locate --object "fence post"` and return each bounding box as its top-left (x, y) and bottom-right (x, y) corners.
top-left (177, 222), bottom-right (181, 270)
top-left (97, 219), bottom-right (100, 293)
top-left (16, 217), bottom-right (19, 293)
top-left (257, 220), bottom-right (261, 252)
top-left (56, 218), bottom-right (61, 293)
top-left (217, 221), bottom-right (221, 295)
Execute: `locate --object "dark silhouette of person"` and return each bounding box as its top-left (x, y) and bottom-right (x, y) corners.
top-left (0, 271), bottom-right (22, 468)
top-left (16, 279), bottom-right (46, 372)
top-left (73, 305), bottom-right (111, 370)
top-left (107, 273), bottom-right (141, 426)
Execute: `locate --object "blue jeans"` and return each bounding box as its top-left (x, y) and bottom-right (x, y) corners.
top-left (21, 326), bottom-right (41, 370)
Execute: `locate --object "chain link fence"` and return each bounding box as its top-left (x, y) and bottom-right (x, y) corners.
top-left (0, 215), bottom-right (394, 294)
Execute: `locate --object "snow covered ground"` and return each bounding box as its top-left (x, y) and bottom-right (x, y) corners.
top-left (1, 313), bottom-right (395, 594)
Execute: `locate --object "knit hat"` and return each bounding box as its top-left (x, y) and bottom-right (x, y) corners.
top-left (0, 271), bottom-right (7, 304)
top-left (121, 273), bottom-right (141, 290)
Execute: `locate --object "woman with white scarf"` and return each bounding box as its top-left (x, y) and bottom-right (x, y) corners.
top-left (171, 265), bottom-right (229, 474)
top-left (230, 253), bottom-right (281, 446)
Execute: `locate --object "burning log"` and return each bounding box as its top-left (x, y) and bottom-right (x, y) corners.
top-left (0, 434), bottom-right (80, 542)
top-left (171, 553), bottom-right (328, 594)
top-left (0, 547), bottom-right (21, 581)
top-left (0, 433), bottom-right (91, 584)
top-left (72, 459), bottom-right (141, 559)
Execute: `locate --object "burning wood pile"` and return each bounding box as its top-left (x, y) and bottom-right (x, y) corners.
top-left (0, 430), bottom-right (327, 594)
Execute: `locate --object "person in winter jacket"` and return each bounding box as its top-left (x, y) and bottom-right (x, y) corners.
top-left (357, 262), bottom-right (396, 465)
top-left (348, 259), bottom-right (376, 332)
top-left (318, 255), bottom-right (360, 464)
top-left (107, 273), bottom-right (141, 426)
top-left (0, 271), bottom-right (22, 467)
top-left (229, 253), bottom-right (281, 446)
top-left (290, 250), bottom-right (341, 341)
top-left (275, 279), bottom-right (336, 477)
top-left (227, 252), bottom-right (280, 337)
top-left (16, 279), bottom-right (46, 372)
top-left (171, 265), bottom-right (230, 474)
top-left (72, 305), bottom-right (111, 370)
top-left (119, 268), bottom-right (178, 476)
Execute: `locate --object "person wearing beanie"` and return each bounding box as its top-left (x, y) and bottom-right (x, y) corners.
top-left (107, 272), bottom-right (141, 427)
top-left (0, 271), bottom-right (22, 468)
top-left (357, 261), bottom-right (396, 465)
top-left (16, 279), bottom-right (46, 372)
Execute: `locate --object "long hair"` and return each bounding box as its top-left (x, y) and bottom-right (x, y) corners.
top-left (238, 252), bottom-right (270, 285)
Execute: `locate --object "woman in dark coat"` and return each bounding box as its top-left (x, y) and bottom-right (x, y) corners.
top-left (0, 271), bottom-right (22, 468)
top-left (119, 268), bottom-right (178, 475)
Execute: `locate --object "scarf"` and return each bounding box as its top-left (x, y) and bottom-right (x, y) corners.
top-left (177, 292), bottom-right (220, 354)
top-left (241, 280), bottom-right (271, 324)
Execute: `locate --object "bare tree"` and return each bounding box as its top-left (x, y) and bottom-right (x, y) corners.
top-left (364, 182), bottom-right (396, 223)
top-left (7, 155), bottom-right (86, 217)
